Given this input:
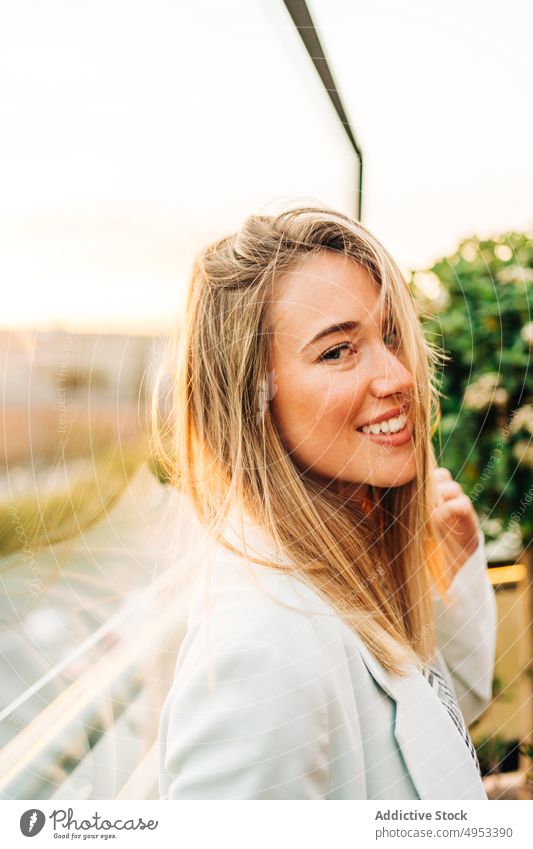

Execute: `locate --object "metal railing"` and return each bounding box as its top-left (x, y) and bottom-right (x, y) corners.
top-left (0, 568), bottom-right (187, 800)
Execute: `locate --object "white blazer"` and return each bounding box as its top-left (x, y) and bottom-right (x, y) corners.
top-left (158, 508), bottom-right (497, 800)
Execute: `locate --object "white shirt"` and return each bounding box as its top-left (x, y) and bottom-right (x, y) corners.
top-left (158, 510), bottom-right (497, 799)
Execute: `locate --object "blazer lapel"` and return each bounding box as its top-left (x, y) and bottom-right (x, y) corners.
top-left (357, 642), bottom-right (487, 799)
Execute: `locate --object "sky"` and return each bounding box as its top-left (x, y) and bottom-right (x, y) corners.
top-left (311, 0), bottom-right (533, 267)
top-left (1, 0), bottom-right (532, 333)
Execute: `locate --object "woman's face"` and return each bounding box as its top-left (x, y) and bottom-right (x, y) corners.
top-left (269, 250), bottom-right (417, 497)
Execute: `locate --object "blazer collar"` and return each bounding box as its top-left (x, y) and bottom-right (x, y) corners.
top-left (221, 506), bottom-right (487, 800)
top-left (357, 642), bottom-right (487, 799)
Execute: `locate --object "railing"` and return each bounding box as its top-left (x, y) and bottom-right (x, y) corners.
top-left (0, 463), bottom-right (198, 800)
top-left (0, 565), bottom-right (188, 800)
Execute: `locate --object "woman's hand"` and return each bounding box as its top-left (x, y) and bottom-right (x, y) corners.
top-left (429, 466), bottom-right (481, 583)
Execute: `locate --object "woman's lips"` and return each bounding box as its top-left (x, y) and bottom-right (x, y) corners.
top-left (356, 419), bottom-right (413, 446)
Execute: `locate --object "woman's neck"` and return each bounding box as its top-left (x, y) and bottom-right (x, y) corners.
top-left (334, 480), bottom-right (370, 502)
top-left (304, 471), bottom-right (372, 506)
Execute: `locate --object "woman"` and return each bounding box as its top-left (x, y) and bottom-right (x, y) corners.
top-left (156, 206), bottom-right (497, 800)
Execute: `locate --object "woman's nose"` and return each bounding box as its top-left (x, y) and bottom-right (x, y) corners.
top-left (367, 345), bottom-right (414, 398)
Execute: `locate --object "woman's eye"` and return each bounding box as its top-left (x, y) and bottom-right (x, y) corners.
top-left (319, 342), bottom-right (355, 362)
top-left (319, 332), bottom-right (400, 363)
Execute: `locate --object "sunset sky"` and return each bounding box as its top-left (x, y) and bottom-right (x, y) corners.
top-left (2, 0), bottom-right (532, 332)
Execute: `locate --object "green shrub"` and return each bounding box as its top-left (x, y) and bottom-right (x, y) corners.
top-left (413, 231), bottom-right (533, 544)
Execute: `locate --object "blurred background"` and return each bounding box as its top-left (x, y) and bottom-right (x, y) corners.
top-left (0, 0), bottom-right (531, 800)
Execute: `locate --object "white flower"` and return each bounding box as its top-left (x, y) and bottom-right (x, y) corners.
top-left (497, 265), bottom-right (533, 284)
top-left (510, 404), bottom-right (533, 435)
top-left (521, 322), bottom-right (533, 346)
top-left (493, 388), bottom-right (509, 407)
top-left (463, 373), bottom-right (503, 411)
top-left (412, 271), bottom-right (449, 311)
top-left (494, 245), bottom-right (513, 261)
top-left (481, 517), bottom-right (503, 536)
top-left (460, 242), bottom-right (478, 261)
top-left (512, 439), bottom-right (533, 469)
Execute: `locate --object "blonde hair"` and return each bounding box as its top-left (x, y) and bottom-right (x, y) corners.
top-left (152, 205), bottom-right (449, 674)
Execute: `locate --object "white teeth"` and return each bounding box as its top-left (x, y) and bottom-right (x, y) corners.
top-left (359, 414), bottom-right (407, 435)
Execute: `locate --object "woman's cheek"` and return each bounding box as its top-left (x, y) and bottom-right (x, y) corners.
top-left (321, 376), bottom-right (365, 419)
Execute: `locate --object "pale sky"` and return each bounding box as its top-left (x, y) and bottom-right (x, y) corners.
top-left (2, 0), bottom-right (532, 332)
top-left (312, 0), bottom-right (533, 266)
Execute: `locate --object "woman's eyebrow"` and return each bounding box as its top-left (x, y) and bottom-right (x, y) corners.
top-left (300, 319), bottom-right (361, 353)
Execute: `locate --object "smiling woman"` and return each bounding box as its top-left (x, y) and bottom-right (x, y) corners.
top-left (154, 205), bottom-right (497, 800)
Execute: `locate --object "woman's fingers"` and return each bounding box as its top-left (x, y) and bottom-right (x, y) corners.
top-left (430, 467), bottom-right (460, 508)
top-left (436, 480), bottom-right (464, 500)
top-left (432, 466), bottom-right (453, 482)
top-left (435, 494), bottom-right (473, 519)
top-left (429, 467), bottom-right (481, 575)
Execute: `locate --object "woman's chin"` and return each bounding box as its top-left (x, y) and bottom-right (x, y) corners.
top-left (373, 467), bottom-right (417, 488)
top-left (351, 459), bottom-right (417, 490)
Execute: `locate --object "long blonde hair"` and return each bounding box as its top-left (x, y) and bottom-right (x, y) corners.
top-left (152, 205), bottom-right (449, 674)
